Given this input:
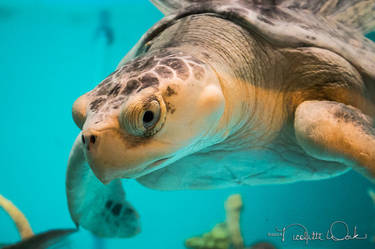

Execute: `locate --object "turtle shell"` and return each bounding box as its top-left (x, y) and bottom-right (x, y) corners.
top-left (118, 0), bottom-right (375, 81)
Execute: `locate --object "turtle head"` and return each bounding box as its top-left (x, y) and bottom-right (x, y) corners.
top-left (72, 51), bottom-right (225, 183)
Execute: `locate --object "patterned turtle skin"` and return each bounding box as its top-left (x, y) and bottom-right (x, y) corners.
top-left (66, 0), bottom-right (375, 237)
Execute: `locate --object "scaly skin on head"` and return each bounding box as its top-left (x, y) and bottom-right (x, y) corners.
top-left (73, 26), bottom-right (228, 183)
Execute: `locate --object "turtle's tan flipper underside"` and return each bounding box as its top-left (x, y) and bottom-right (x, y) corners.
top-left (66, 134), bottom-right (140, 238)
top-left (295, 100), bottom-right (375, 181)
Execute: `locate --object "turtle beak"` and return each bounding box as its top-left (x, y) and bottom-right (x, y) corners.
top-left (81, 128), bottom-right (149, 184)
top-left (66, 133), bottom-right (141, 238)
top-left (82, 128), bottom-right (124, 183)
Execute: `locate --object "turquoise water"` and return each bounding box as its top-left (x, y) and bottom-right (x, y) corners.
top-left (0, 1), bottom-right (375, 249)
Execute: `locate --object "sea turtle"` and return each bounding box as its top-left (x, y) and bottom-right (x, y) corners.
top-left (66, 0), bottom-right (375, 237)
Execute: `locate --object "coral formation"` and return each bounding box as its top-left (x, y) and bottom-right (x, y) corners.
top-left (185, 194), bottom-right (277, 249)
top-left (185, 223), bottom-right (231, 249)
top-left (185, 194), bottom-right (243, 249)
top-left (225, 194), bottom-right (243, 249)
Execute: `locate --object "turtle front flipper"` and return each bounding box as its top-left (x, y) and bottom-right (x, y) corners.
top-left (294, 100), bottom-right (375, 181)
top-left (66, 133), bottom-right (140, 238)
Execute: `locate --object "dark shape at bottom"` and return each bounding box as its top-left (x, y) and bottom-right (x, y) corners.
top-left (248, 241), bottom-right (277, 249)
top-left (1, 228), bottom-right (77, 249)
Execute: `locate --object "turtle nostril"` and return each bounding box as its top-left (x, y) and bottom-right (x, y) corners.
top-left (90, 135), bottom-right (96, 144)
top-left (82, 132), bottom-right (97, 150)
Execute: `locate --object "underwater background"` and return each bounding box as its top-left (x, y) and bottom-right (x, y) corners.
top-left (1, 0), bottom-right (375, 248)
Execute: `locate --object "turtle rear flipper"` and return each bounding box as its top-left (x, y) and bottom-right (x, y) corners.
top-left (295, 100), bottom-right (375, 181)
top-left (66, 134), bottom-right (140, 238)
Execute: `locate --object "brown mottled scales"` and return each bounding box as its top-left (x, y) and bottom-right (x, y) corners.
top-left (166, 86), bottom-right (177, 96)
top-left (155, 66), bottom-right (174, 79)
top-left (161, 58), bottom-right (189, 80)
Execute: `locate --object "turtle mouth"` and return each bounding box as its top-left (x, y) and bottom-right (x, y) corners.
top-left (150, 157), bottom-right (169, 166)
top-left (102, 157), bottom-right (172, 180)
top-left (80, 126), bottom-right (175, 181)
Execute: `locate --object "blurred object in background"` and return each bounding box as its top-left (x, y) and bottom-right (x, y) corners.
top-left (368, 188), bottom-right (375, 205)
top-left (0, 194), bottom-right (33, 240)
top-left (225, 194), bottom-right (243, 249)
top-left (185, 194), bottom-right (276, 249)
top-left (185, 223), bottom-right (231, 249)
top-left (368, 188), bottom-right (375, 243)
top-left (1, 229), bottom-right (76, 249)
top-left (92, 9), bottom-right (115, 84)
top-left (92, 235), bottom-right (106, 249)
top-left (95, 10), bottom-right (114, 46)
top-left (0, 194), bottom-right (76, 249)
top-left (248, 241), bottom-right (276, 249)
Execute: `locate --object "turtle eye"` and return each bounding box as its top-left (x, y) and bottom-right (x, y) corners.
top-left (143, 111), bottom-right (154, 124)
top-left (121, 96), bottom-right (165, 137)
top-left (142, 100), bottom-right (160, 129)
